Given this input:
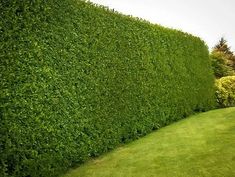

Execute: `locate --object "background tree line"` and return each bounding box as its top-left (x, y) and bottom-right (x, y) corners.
top-left (211, 38), bottom-right (235, 108)
top-left (210, 37), bottom-right (235, 78)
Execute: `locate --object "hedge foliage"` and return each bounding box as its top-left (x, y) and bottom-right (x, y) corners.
top-left (215, 76), bottom-right (235, 107)
top-left (1, 0), bottom-right (215, 176)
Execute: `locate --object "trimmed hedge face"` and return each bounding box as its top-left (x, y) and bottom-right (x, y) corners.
top-left (215, 76), bottom-right (235, 107)
top-left (1, 0), bottom-right (215, 176)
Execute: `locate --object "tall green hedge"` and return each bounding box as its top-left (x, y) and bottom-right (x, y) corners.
top-left (0, 0), bottom-right (215, 176)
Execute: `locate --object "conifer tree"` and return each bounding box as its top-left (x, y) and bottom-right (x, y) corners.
top-left (213, 37), bottom-right (233, 55)
top-left (211, 38), bottom-right (235, 75)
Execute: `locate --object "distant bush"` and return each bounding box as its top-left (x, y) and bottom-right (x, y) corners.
top-left (215, 76), bottom-right (235, 107)
top-left (212, 37), bottom-right (235, 73)
top-left (210, 51), bottom-right (234, 78)
top-left (0, 0), bottom-right (215, 176)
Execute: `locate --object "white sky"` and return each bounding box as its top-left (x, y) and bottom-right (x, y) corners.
top-left (90, 0), bottom-right (235, 52)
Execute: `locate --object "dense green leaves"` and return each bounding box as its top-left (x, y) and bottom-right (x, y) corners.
top-left (210, 51), bottom-right (234, 78)
top-left (0, 0), bottom-right (215, 176)
top-left (211, 38), bottom-right (235, 78)
top-left (215, 76), bottom-right (235, 107)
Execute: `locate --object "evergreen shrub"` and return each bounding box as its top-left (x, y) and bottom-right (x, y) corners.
top-left (215, 76), bottom-right (235, 107)
top-left (0, 0), bottom-right (215, 176)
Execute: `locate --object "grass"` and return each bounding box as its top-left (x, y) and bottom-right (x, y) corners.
top-left (63, 107), bottom-right (235, 177)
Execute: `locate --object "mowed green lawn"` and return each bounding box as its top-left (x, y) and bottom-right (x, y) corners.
top-left (63, 107), bottom-right (235, 177)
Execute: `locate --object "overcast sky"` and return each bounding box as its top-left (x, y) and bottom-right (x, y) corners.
top-left (90, 0), bottom-right (235, 52)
